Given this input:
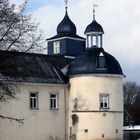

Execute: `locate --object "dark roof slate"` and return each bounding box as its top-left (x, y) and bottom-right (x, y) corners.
top-left (47, 10), bottom-right (85, 41)
top-left (0, 51), bottom-right (69, 84)
top-left (47, 34), bottom-right (85, 41)
top-left (57, 10), bottom-right (76, 35)
top-left (84, 20), bottom-right (104, 34)
top-left (66, 47), bottom-right (123, 76)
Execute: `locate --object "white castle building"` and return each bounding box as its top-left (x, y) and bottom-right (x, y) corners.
top-left (0, 3), bottom-right (124, 140)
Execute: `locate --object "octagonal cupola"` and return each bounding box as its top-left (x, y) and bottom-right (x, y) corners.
top-left (85, 5), bottom-right (104, 48)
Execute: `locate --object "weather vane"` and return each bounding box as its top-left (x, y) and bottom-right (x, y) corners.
top-left (64, 0), bottom-right (68, 10)
top-left (93, 3), bottom-right (98, 20)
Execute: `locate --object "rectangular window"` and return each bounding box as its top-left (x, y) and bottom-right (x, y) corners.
top-left (30, 92), bottom-right (38, 109)
top-left (50, 93), bottom-right (58, 110)
top-left (100, 94), bottom-right (109, 109)
top-left (53, 41), bottom-right (60, 54)
top-left (97, 56), bottom-right (106, 68)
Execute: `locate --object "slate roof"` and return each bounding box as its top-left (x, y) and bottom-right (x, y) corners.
top-left (47, 10), bottom-right (85, 41)
top-left (57, 10), bottom-right (76, 36)
top-left (0, 51), bottom-right (69, 84)
top-left (66, 47), bottom-right (123, 77)
top-left (0, 47), bottom-right (123, 84)
top-left (47, 34), bottom-right (85, 41)
top-left (84, 20), bottom-right (104, 34)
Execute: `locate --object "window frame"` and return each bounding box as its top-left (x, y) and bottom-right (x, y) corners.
top-left (29, 92), bottom-right (39, 110)
top-left (100, 94), bottom-right (109, 109)
top-left (96, 53), bottom-right (107, 70)
top-left (50, 93), bottom-right (59, 110)
top-left (53, 41), bottom-right (60, 54)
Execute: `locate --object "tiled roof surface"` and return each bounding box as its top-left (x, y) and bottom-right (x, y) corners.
top-left (0, 51), bottom-right (69, 84)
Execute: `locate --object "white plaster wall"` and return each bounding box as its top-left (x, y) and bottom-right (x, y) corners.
top-left (69, 75), bottom-right (123, 140)
top-left (0, 83), bottom-right (68, 140)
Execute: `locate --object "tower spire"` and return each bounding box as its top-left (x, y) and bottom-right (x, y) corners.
top-left (93, 3), bottom-right (98, 20)
top-left (64, 0), bottom-right (68, 11)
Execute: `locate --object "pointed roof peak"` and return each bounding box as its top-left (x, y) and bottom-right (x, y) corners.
top-left (84, 4), bottom-right (104, 34)
top-left (64, 0), bottom-right (68, 11)
top-left (65, 7), bottom-right (68, 16)
top-left (93, 3), bottom-right (98, 20)
top-left (56, 1), bottom-right (76, 36)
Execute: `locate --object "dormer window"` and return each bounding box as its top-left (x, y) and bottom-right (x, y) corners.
top-left (53, 41), bottom-right (60, 54)
top-left (96, 52), bottom-right (106, 69)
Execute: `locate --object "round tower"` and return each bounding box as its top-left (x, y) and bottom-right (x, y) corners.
top-left (67, 8), bottom-right (124, 140)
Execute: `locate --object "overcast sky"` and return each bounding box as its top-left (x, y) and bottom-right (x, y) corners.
top-left (12, 0), bottom-right (140, 84)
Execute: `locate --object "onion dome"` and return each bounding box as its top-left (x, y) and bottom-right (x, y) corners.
top-left (66, 47), bottom-right (123, 77)
top-left (84, 20), bottom-right (104, 34)
top-left (57, 10), bottom-right (76, 36)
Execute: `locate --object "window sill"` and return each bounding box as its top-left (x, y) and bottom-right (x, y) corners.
top-left (50, 108), bottom-right (59, 111)
top-left (30, 108), bottom-right (39, 110)
top-left (100, 108), bottom-right (110, 111)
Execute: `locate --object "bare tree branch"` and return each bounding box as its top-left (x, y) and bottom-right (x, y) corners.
top-left (124, 81), bottom-right (140, 126)
top-left (0, 0), bottom-right (45, 52)
top-left (0, 0), bottom-right (46, 123)
top-left (0, 114), bottom-right (24, 125)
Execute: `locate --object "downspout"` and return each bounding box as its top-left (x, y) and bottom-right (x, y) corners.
top-left (64, 84), bottom-right (68, 140)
